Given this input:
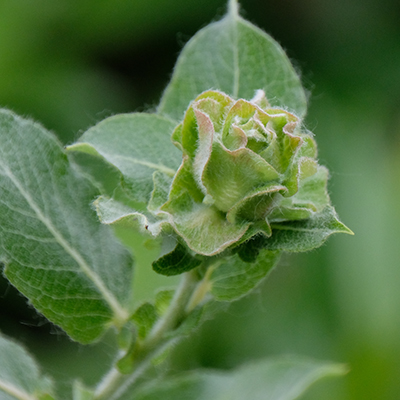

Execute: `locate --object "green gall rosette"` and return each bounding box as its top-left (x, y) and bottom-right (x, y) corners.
top-left (150, 90), bottom-right (330, 257)
top-left (91, 89), bottom-right (352, 276)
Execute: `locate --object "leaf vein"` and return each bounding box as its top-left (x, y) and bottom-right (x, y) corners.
top-left (0, 378), bottom-right (37, 400)
top-left (107, 153), bottom-right (176, 176)
top-left (0, 161), bottom-right (128, 323)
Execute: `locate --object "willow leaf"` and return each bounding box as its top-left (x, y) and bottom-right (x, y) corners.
top-left (0, 109), bottom-right (133, 343)
top-left (133, 356), bottom-right (346, 400)
top-left (267, 206), bottom-right (354, 252)
top-left (67, 113), bottom-right (181, 204)
top-left (158, 0), bottom-right (307, 121)
top-left (0, 334), bottom-right (54, 400)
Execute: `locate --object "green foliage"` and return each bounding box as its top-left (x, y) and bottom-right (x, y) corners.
top-left (210, 249), bottom-right (281, 301)
top-left (267, 206), bottom-right (353, 252)
top-left (67, 114), bottom-right (181, 204)
top-left (152, 243), bottom-right (202, 276)
top-left (0, 110), bottom-right (133, 344)
top-left (133, 357), bottom-right (346, 400)
top-left (0, 0), bottom-right (351, 399)
top-left (73, 382), bottom-right (94, 400)
top-left (158, 0), bottom-right (307, 121)
top-left (0, 334), bottom-right (54, 400)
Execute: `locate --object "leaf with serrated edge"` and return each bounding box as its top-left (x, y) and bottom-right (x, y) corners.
top-left (0, 334), bottom-right (54, 400)
top-left (133, 356), bottom-right (346, 400)
top-left (158, 0), bottom-right (307, 121)
top-left (67, 113), bottom-right (181, 204)
top-left (0, 110), bottom-right (132, 343)
top-left (267, 205), bottom-right (354, 252)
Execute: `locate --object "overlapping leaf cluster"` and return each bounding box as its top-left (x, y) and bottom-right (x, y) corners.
top-left (67, 4), bottom-right (351, 280)
top-left (0, 1), bottom-right (351, 399)
top-left (82, 89), bottom-right (350, 277)
top-left (151, 89), bottom-right (332, 256)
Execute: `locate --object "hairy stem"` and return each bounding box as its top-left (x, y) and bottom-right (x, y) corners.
top-left (229, 0), bottom-right (239, 18)
top-left (93, 270), bottom-right (200, 400)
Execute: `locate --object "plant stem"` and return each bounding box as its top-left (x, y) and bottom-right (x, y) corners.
top-left (229, 0), bottom-right (239, 18)
top-left (186, 261), bottom-right (219, 313)
top-left (93, 270), bottom-right (200, 400)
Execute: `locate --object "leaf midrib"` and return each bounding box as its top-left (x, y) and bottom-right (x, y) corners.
top-left (0, 378), bottom-right (37, 400)
top-left (0, 161), bottom-right (128, 323)
top-left (270, 224), bottom-right (337, 233)
top-left (229, 6), bottom-right (240, 98)
top-left (110, 153), bottom-right (176, 177)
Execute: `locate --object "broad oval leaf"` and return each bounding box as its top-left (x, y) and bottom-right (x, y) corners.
top-left (133, 356), bottom-right (346, 400)
top-left (67, 113), bottom-right (181, 204)
top-left (158, 0), bottom-right (307, 121)
top-left (0, 334), bottom-right (54, 400)
top-left (0, 110), bottom-right (133, 343)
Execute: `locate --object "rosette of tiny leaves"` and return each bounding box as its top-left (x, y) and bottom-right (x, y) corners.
top-left (149, 89), bottom-right (340, 255)
top-left (92, 89), bottom-right (351, 277)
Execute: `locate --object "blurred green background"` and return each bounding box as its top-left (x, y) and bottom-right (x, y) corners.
top-left (0, 0), bottom-right (400, 399)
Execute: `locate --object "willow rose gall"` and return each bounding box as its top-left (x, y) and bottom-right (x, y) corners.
top-left (148, 90), bottom-right (330, 256)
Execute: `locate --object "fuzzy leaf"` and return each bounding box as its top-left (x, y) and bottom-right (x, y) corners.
top-left (67, 113), bottom-right (181, 203)
top-left (267, 206), bottom-right (354, 252)
top-left (165, 156), bottom-right (204, 205)
top-left (94, 196), bottom-right (167, 237)
top-left (203, 142), bottom-right (280, 212)
top-left (152, 242), bottom-right (202, 276)
top-left (0, 110), bottom-right (132, 343)
top-left (292, 165), bottom-right (330, 211)
top-left (210, 248), bottom-right (281, 301)
top-left (148, 171), bottom-right (173, 212)
top-left (0, 334), bottom-right (54, 400)
top-left (133, 356), bottom-right (346, 400)
top-left (162, 191), bottom-right (249, 256)
top-left (269, 164), bottom-right (329, 222)
top-left (226, 184), bottom-right (285, 225)
top-left (69, 151), bottom-right (123, 198)
top-left (158, 1), bottom-right (307, 121)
